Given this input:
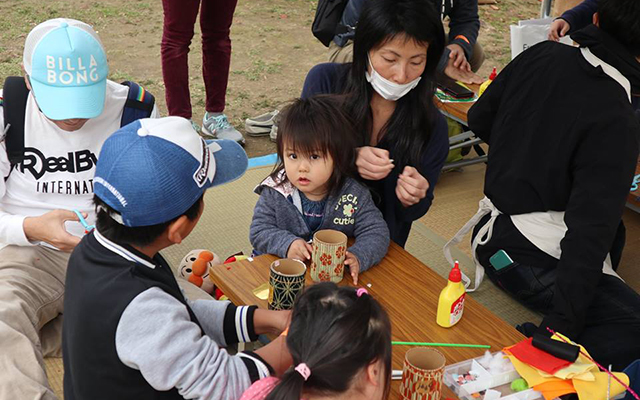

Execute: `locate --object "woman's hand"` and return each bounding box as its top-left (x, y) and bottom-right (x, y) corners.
top-left (356, 146), bottom-right (394, 180)
top-left (395, 166), bottom-right (429, 207)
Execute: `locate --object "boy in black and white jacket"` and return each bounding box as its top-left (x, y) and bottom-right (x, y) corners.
top-left (63, 116), bottom-right (291, 400)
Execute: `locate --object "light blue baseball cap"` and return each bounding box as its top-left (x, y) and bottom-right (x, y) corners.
top-left (23, 19), bottom-right (108, 120)
top-left (94, 117), bottom-right (249, 227)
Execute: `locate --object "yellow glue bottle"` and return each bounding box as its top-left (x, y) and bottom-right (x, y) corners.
top-left (478, 67), bottom-right (497, 97)
top-left (436, 261), bottom-right (466, 328)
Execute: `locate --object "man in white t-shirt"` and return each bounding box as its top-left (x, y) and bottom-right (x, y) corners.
top-left (0, 19), bottom-right (158, 399)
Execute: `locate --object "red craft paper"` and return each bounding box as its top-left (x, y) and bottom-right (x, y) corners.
top-left (508, 338), bottom-right (572, 374)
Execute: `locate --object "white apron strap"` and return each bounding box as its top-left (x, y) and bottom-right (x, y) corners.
top-left (443, 196), bottom-right (502, 292)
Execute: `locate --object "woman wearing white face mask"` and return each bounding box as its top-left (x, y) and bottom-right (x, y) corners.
top-left (301, 0), bottom-right (448, 246)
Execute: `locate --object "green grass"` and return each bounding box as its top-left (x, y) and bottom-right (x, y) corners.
top-left (254, 98), bottom-right (279, 110)
top-left (232, 59), bottom-right (283, 81)
top-left (0, 0), bottom-right (158, 82)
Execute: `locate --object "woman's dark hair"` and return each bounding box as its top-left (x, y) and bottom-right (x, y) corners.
top-left (266, 283), bottom-right (392, 400)
top-left (344, 0), bottom-right (445, 171)
top-left (93, 194), bottom-right (203, 247)
top-left (598, 0), bottom-right (640, 57)
top-left (270, 96), bottom-right (358, 196)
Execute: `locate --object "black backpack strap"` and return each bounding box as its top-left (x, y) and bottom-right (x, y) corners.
top-left (2, 76), bottom-right (30, 167)
top-left (120, 81), bottom-right (156, 127)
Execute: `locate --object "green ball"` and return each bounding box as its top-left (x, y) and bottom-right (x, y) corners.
top-left (511, 378), bottom-right (529, 392)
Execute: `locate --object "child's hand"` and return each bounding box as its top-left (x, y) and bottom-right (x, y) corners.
top-left (272, 310), bottom-right (291, 335)
top-left (254, 309), bottom-right (291, 335)
top-left (345, 251), bottom-right (360, 284)
top-left (287, 239), bottom-right (312, 261)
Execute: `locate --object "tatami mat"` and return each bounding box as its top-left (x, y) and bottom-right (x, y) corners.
top-left (44, 357), bottom-right (64, 399)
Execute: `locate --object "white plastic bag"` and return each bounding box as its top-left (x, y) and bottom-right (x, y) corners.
top-left (510, 18), bottom-right (572, 59)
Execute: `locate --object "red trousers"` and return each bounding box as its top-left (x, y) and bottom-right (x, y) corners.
top-left (161, 0), bottom-right (238, 118)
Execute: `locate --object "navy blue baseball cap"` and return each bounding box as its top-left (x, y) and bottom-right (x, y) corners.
top-left (94, 116), bottom-right (248, 227)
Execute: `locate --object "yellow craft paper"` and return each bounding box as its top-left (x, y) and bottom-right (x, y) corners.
top-left (252, 283), bottom-right (270, 300)
top-left (573, 372), bottom-right (629, 399)
top-left (505, 354), bottom-right (559, 387)
top-left (538, 363), bottom-right (596, 381)
top-left (570, 371), bottom-right (595, 382)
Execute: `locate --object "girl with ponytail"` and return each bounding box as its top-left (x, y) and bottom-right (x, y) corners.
top-left (240, 282), bottom-right (392, 400)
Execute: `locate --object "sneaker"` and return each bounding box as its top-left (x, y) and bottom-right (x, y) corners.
top-left (269, 112), bottom-right (280, 142)
top-left (202, 112), bottom-right (245, 145)
top-left (245, 110), bottom-right (278, 136)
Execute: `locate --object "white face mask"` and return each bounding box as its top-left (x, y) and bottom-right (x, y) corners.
top-left (365, 57), bottom-right (422, 101)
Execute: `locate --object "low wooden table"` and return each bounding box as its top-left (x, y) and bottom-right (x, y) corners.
top-left (434, 85), bottom-right (478, 126)
top-left (210, 242), bottom-right (524, 399)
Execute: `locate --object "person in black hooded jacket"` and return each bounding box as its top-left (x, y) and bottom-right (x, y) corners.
top-left (461, 0), bottom-right (640, 370)
top-left (328, 0), bottom-right (484, 84)
top-left (549, 0), bottom-right (598, 42)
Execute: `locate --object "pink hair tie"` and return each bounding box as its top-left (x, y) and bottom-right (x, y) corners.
top-left (356, 288), bottom-right (368, 297)
top-left (295, 363), bottom-right (311, 381)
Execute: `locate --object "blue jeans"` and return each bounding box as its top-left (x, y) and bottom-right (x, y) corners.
top-left (474, 214), bottom-right (640, 370)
